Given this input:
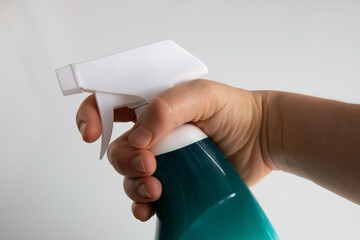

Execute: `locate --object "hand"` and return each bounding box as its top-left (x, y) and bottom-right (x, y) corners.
top-left (76, 79), bottom-right (275, 221)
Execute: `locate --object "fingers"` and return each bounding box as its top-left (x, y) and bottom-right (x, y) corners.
top-left (128, 79), bottom-right (227, 149)
top-left (76, 94), bottom-right (136, 142)
top-left (76, 95), bottom-right (102, 142)
top-left (132, 202), bottom-right (155, 222)
top-left (108, 133), bottom-right (160, 221)
top-left (107, 132), bottom-right (157, 178)
top-left (123, 176), bottom-right (162, 203)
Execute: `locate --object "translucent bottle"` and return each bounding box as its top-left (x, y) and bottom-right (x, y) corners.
top-left (151, 124), bottom-right (279, 240)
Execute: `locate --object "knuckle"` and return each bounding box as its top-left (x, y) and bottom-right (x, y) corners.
top-left (107, 141), bottom-right (119, 164)
top-left (107, 141), bottom-right (127, 175)
top-left (147, 97), bottom-right (173, 122)
top-left (189, 79), bottom-right (215, 90)
top-left (123, 178), bottom-right (136, 199)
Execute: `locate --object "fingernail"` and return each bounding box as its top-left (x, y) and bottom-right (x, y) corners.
top-left (138, 184), bottom-right (151, 199)
top-left (129, 125), bottom-right (152, 148)
top-left (79, 122), bottom-right (86, 139)
top-left (132, 155), bottom-right (146, 173)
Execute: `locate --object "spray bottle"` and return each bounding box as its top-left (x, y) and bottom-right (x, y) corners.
top-left (55, 40), bottom-right (279, 240)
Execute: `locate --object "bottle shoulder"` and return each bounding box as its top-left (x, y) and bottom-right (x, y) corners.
top-left (151, 124), bottom-right (208, 156)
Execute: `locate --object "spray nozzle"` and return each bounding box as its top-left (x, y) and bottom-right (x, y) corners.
top-left (56, 40), bottom-right (208, 159)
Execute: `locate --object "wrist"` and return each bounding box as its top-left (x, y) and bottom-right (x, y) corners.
top-left (255, 90), bottom-right (286, 172)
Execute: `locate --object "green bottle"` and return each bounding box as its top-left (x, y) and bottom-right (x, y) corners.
top-left (152, 124), bottom-right (279, 240)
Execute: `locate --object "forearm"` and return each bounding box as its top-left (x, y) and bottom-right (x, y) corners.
top-left (264, 91), bottom-right (360, 204)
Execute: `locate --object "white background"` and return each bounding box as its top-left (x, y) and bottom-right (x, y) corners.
top-left (1, 0), bottom-right (359, 239)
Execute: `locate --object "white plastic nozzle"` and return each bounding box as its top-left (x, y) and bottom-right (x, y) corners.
top-left (55, 40), bottom-right (208, 159)
top-left (56, 64), bottom-right (82, 96)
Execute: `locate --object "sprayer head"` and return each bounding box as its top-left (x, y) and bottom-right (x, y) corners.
top-left (55, 40), bottom-right (208, 159)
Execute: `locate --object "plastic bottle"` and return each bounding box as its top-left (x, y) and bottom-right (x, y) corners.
top-left (55, 40), bottom-right (279, 239)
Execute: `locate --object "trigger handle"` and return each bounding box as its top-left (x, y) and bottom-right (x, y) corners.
top-left (95, 92), bottom-right (144, 159)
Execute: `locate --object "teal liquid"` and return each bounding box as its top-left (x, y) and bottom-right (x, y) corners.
top-left (180, 190), bottom-right (278, 240)
top-left (153, 138), bottom-right (278, 240)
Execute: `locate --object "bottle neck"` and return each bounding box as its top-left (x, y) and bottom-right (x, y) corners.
top-left (151, 124), bottom-right (208, 156)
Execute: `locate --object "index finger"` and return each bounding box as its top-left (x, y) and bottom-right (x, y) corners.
top-left (76, 94), bottom-right (137, 143)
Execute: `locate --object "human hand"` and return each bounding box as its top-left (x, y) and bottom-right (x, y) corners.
top-left (75, 79), bottom-right (276, 221)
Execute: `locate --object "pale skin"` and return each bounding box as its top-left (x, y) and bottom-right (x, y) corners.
top-left (76, 79), bottom-right (360, 221)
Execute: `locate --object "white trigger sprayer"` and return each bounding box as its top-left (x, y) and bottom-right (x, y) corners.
top-left (55, 40), bottom-right (208, 159)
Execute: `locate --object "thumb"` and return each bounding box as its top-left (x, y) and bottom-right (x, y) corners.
top-left (127, 79), bottom-right (226, 149)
